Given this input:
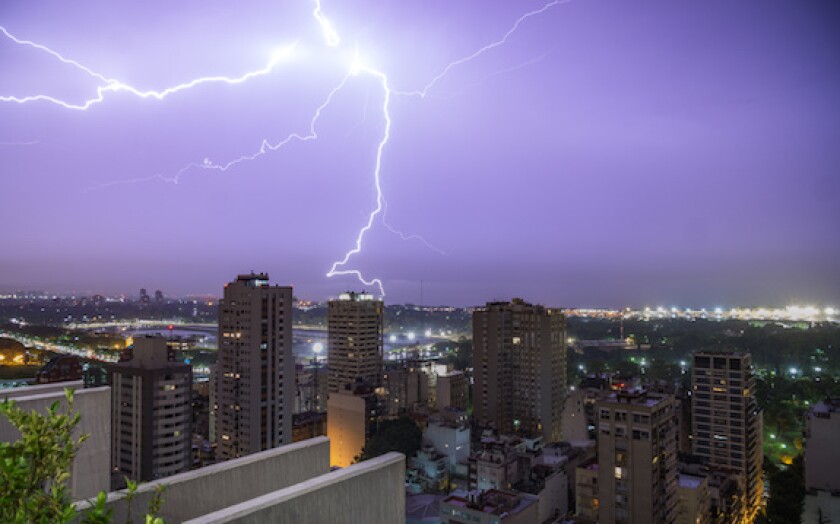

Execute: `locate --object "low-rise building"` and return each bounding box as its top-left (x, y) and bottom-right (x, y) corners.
top-left (436, 371), bottom-right (468, 412)
top-left (409, 444), bottom-right (450, 492)
top-left (424, 417), bottom-right (470, 473)
top-left (469, 433), bottom-right (526, 491)
top-left (36, 354), bottom-right (83, 384)
top-left (440, 489), bottom-right (538, 524)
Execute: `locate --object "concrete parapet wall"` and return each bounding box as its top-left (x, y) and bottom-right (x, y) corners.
top-left (184, 452), bottom-right (406, 524)
top-left (74, 436), bottom-right (331, 522)
top-left (1, 382), bottom-right (111, 500)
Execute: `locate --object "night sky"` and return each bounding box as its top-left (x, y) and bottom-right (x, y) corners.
top-left (1, 0), bottom-right (839, 307)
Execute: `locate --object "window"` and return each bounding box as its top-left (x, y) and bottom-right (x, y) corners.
top-left (615, 467), bottom-right (623, 479)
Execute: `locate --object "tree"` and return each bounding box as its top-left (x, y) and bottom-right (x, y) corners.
top-left (358, 417), bottom-right (422, 462)
top-left (765, 454), bottom-right (806, 524)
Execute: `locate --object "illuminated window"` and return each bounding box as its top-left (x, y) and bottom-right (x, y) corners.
top-left (615, 467), bottom-right (623, 479)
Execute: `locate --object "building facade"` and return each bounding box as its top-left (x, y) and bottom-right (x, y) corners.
top-left (472, 298), bottom-right (566, 441)
top-left (214, 273), bottom-right (294, 460)
top-left (436, 370), bottom-right (468, 412)
top-left (691, 352), bottom-right (763, 522)
top-left (327, 291), bottom-right (384, 394)
top-left (803, 399), bottom-right (840, 524)
top-left (594, 390), bottom-right (679, 524)
top-left (326, 380), bottom-right (380, 467)
top-left (676, 474), bottom-right (711, 524)
top-left (110, 336), bottom-right (192, 486)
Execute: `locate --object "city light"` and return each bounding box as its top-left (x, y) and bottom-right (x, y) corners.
top-left (313, 342), bottom-right (323, 353)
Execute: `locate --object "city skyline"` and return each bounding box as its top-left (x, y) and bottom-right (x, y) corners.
top-left (2, 0), bottom-right (839, 307)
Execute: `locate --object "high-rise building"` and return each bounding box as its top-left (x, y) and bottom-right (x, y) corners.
top-left (593, 390), bottom-right (679, 524)
top-left (691, 351), bottom-right (763, 522)
top-left (214, 273), bottom-right (294, 460)
top-left (110, 336), bottom-right (192, 487)
top-left (472, 298), bottom-right (566, 442)
top-left (327, 291), bottom-right (384, 394)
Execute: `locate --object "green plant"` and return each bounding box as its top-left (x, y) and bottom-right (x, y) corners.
top-left (0, 389), bottom-right (87, 523)
top-left (0, 387), bottom-right (168, 523)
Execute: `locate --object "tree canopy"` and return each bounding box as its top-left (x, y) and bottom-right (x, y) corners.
top-left (359, 416), bottom-right (422, 462)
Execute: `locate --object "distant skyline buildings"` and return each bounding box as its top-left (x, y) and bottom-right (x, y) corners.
top-left (2, 287), bottom-right (836, 322)
top-left (1, 0), bottom-right (839, 309)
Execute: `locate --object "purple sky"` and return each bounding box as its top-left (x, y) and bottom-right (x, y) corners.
top-left (1, 0), bottom-right (839, 307)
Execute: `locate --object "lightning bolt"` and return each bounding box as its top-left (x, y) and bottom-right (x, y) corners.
top-left (0, 0), bottom-right (566, 297)
top-left (393, 0), bottom-right (568, 99)
top-left (0, 25), bottom-right (298, 110)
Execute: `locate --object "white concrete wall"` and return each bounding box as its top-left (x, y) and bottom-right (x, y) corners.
top-left (74, 436), bottom-right (331, 522)
top-left (537, 470), bottom-right (568, 523)
top-left (425, 422), bottom-right (470, 470)
top-left (804, 492), bottom-right (840, 524)
top-left (183, 452), bottom-right (406, 524)
top-left (0, 381), bottom-right (111, 500)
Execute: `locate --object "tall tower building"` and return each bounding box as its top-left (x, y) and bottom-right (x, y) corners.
top-left (110, 336), bottom-right (192, 487)
top-left (593, 390), bottom-right (679, 524)
top-left (691, 351), bottom-right (763, 522)
top-left (327, 291), bottom-right (384, 394)
top-left (472, 298), bottom-right (567, 442)
top-left (214, 273), bottom-right (294, 460)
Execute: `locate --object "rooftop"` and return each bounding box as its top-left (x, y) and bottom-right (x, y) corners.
top-left (442, 489), bottom-right (537, 517)
top-left (678, 474), bottom-right (705, 490)
top-left (808, 398), bottom-right (840, 416)
top-left (601, 389), bottom-right (671, 408)
top-left (336, 291), bottom-right (376, 302)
